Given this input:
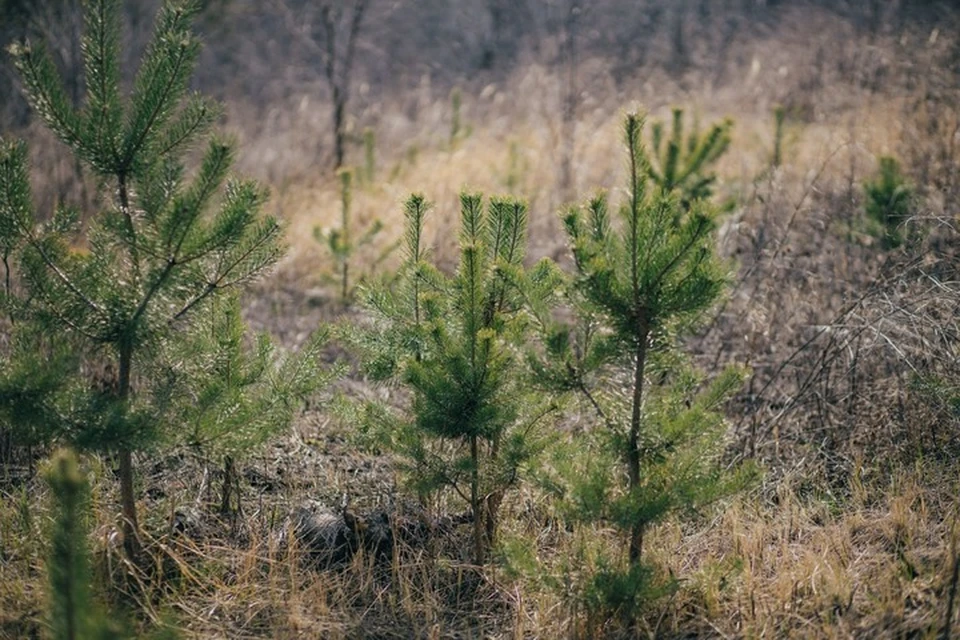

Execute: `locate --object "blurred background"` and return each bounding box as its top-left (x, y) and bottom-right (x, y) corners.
top-left (2, 2), bottom-right (957, 254)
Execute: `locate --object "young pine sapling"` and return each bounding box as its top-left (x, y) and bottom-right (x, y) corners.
top-left (1, 0), bottom-right (285, 557)
top-left (525, 113), bottom-right (754, 620)
top-left (43, 449), bottom-right (180, 638)
top-left (648, 107), bottom-right (732, 208)
top-left (363, 127), bottom-right (376, 185)
top-left (863, 155), bottom-right (914, 249)
top-left (347, 193), bottom-right (553, 565)
top-left (314, 167), bottom-right (390, 302)
top-left (44, 449), bottom-right (107, 640)
top-left (174, 295), bottom-right (332, 516)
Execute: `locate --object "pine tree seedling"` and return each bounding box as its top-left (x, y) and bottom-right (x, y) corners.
top-left (314, 167), bottom-right (391, 302)
top-left (346, 193), bottom-right (553, 565)
top-left (863, 155), bottom-right (914, 249)
top-left (526, 113), bottom-right (755, 622)
top-left (501, 139), bottom-right (528, 195)
top-left (772, 105), bottom-right (786, 169)
top-left (173, 295), bottom-right (334, 516)
top-left (44, 448), bottom-right (117, 640)
top-left (450, 87), bottom-right (462, 146)
top-left (648, 107), bottom-right (732, 208)
top-left (43, 448), bottom-right (181, 638)
top-left (334, 168), bottom-right (355, 301)
top-left (1, 0), bottom-right (285, 558)
top-left (363, 127), bottom-right (376, 185)
top-left (448, 87), bottom-right (473, 148)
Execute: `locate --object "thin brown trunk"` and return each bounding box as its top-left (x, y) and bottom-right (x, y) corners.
top-left (115, 168), bottom-right (141, 560)
top-left (484, 490), bottom-right (503, 553)
top-left (470, 434), bottom-right (484, 565)
top-left (220, 455), bottom-right (235, 516)
top-left (332, 89), bottom-right (345, 170)
top-left (558, 2), bottom-right (579, 202)
top-left (117, 173), bottom-right (139, 278)
top-left (118, 339), bottom-right (140, 559)
top-left (484, 434), bottom-right (502, 551)
top-left (628, 330), bottom-right (648, 565)
top-left (118, 448), bottom-right (138, 558)
top-left (626, 107), bottom-right (648, 566)
top-left (3, 253), bottom-right (10, 299)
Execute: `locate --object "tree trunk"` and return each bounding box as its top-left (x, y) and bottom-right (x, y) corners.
top-left (483, 434), bottom-right (503, 552)
top-left (470, 434), bottom-right (484, 565)
top-left (332, 85), bottom-right (345, 170)
top-left (558, 2), bottom-right (579, 203)
top-left (628, 331), bottom-right (648, 565)
top-left (484, 490), bottom-right (503, 553)
top-left (117, 340), bottom-right (140, 559)
top-left (670, 2), bottom-right (689, 73)
top-left (482, 0), bottom-right (503, 69)
top-left (220, 455), bottom-right (235, 516)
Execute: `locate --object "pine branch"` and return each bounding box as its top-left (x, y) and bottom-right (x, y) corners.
top-left (8, 41), bottom-right (85, 155)
top-left (170, 217), bottom-right (282, 323)
top-left (180, 178), bottom-right (266, 262)
top-left (123, 1), bottom-right (201, 169)
top-left (0, 139), bottom-right (33, 249)
top-left (154, 94), bottom-right (221, 157)
top-left (162, 139), bottom-right (233, 256)
top-left (22, 233), bottom-right (106, 318)
top-left (82, 0), bottom-right (122, 169)
top-left (649, 211), bottom-right (711, 292)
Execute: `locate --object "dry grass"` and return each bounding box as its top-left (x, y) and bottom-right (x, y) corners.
top-left (4, 439), bottom-right (954, 638)
top-left (495, 462), bottom-right (960, 639)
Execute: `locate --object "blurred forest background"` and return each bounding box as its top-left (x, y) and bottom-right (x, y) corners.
top-left (2, 1), bottom-right (957, 216)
